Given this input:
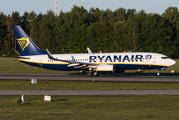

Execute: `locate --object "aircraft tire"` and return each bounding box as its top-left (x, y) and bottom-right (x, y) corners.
top-left (87, 72), bottom-right (92, 77)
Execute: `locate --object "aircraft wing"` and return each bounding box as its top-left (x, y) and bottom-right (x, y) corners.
top-left (45, 48), bottom-right (98, 70)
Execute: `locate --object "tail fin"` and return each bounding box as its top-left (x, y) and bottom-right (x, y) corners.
top-left (13, 25), bottom-right (46, 56)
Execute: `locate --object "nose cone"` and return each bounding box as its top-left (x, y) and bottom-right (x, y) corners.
top-left (169, 59), bottom-right (176, 66)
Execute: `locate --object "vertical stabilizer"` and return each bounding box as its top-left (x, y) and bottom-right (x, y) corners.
top-left (13, 25), bottom-right (46, 56)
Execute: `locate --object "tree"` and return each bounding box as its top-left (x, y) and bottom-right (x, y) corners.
top-left (113, 8), bottom-right (126, 22)
top-left (30, 13), bottom-right (43, 50)
top-left (162, 7), bottom-right (179, 58)
top-left (21, 11), bottom-right (37, 36)
top-left (124, 16), bottom-right (139, 52)
top-left (0, 12), bottom-right (7, 56)
top-left (67, 24), bottom-right (87, 53)
top-left (6, 11), bottom-right (21, 55)
top-left (38, 10), bottom-right (56, 52)
top-left (0, 6), bottom-right (178, 58)
top-left (162, 7), bottom-right (179, 28)
top-left (141, 14), bottom-right (174, 57)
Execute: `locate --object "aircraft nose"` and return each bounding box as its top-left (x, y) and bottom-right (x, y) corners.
top-left (169, 59), bottom-right (176, 66)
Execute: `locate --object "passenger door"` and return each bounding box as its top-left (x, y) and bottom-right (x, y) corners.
top-left (39, 58), bottom-right (43, 67)
top-left (152, 56), bottom-right (156, 63)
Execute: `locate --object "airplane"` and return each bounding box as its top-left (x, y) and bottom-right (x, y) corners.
top-left (13, 25), bottom-right (176, 77)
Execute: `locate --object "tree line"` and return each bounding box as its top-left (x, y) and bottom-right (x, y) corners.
top-left (0, 6), bottom-right (179, 58)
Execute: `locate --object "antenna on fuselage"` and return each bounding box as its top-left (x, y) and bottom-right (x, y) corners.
top-left (87, 48), bottom-right (92, 54)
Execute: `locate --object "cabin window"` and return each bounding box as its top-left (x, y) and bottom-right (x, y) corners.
top-left (161, 57), bottom-right (169, 59)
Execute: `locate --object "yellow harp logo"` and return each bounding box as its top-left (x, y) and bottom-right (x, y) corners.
top-left (17, 37), bottom-right (30, 51)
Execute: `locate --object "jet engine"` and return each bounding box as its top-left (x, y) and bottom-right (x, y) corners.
top-left (96, 65), bottom-right (115, 73)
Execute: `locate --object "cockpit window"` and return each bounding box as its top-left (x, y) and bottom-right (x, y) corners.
top-left (161, 57), bottom-right (169, 59)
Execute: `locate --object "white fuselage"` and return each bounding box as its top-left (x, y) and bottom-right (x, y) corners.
top-left (19, 52), bottom-right (176, 71)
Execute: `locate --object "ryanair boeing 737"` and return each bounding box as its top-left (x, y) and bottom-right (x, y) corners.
top-left (13, 25), bottom-right (176, 77)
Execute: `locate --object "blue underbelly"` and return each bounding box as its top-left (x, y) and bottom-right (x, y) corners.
top-left (20, 60), bottom-right (167, 71)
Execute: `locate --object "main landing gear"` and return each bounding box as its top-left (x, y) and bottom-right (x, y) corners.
top-left (87, 72), bottom-right (99, 77)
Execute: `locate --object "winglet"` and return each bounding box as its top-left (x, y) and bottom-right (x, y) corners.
top-left (45, 48), bottom-right (53, 59)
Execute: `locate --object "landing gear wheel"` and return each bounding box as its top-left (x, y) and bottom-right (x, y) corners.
top-left (87, 72), bottom-right (92, 77)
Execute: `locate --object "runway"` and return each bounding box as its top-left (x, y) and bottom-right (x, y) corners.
top-left (1, 74), bottom-right (179, 95)
top-left (1, 73), bottom-right (179, 82)
top-left (1, 90), bottom-right (179, 95)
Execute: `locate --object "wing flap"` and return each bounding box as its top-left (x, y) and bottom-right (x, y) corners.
top-left (68, 64), bottom-right (80, 67)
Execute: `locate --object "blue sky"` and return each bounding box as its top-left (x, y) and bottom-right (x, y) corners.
top-left (0, 0), bottom-right (179, 16)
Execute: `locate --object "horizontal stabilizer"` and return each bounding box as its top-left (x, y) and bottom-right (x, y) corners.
top-left (3, 55), bottom-right (30, 59)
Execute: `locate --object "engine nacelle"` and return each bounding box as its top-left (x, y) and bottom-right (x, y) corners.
top-left (96, 65), bottom-right (115, 73)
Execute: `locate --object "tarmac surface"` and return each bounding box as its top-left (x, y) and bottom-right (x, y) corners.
top-left (1, 73), bottom-right (179, 95)
top-left (1, 73), bottom-right (179, 82)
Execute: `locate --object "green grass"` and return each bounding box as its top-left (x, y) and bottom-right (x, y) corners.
top-left (0, 57), bottom-right (179, 75)
top-left (1, 80), bottom-right (178, 119)
top-left (1, 58), bottom-right (179, 119)
top-left (0, 95), bottom-right (179, 120)
top-left (1, 80), bottom-right (179, 90)
top-left (0, 58), bottom-right (79, 74)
